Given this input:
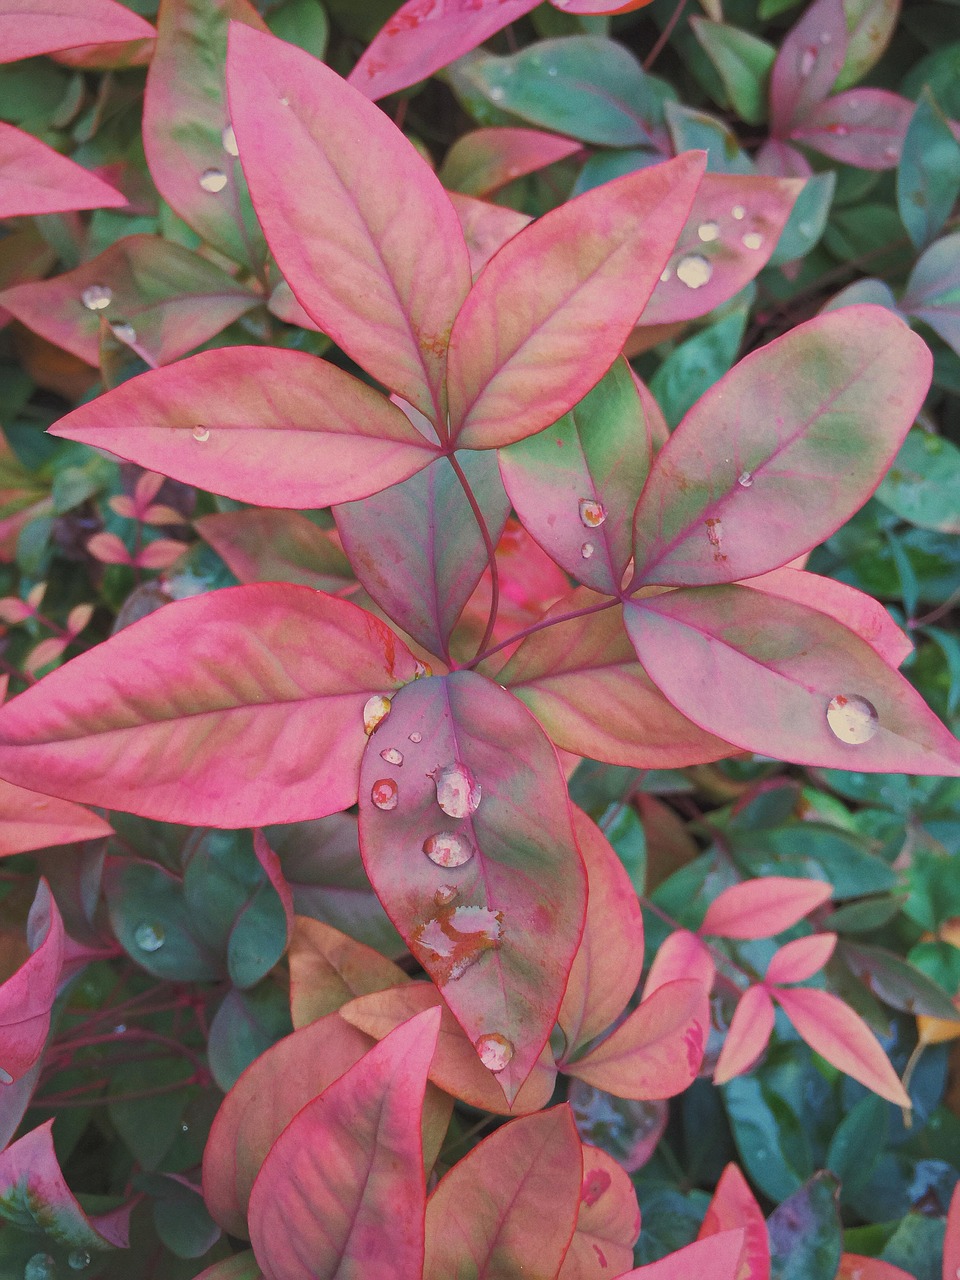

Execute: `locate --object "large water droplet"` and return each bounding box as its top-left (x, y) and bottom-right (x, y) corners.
top-left (192, 425), bottom-right (210, 443)
top-left (742, 232), bottom-right (763, 251)
top-left (433, 762), bottom-right (481, 818)
top-left (110, 322), bottom-right (137, 344)
top-left (370, 778), bottom-right (399, 810)
top-left (476, 1032), bottom-right (514, 1072)
top-left (25, 1254), bottom-right (57, 1280)
top-left (134, 922), bottom-right (165, 953)
top-left (221, 123), bottom-right (239, 157)
top-left (697, 221), bottom-right (720, 243)
top-left (676, 255), bottom-right (712, 289)
top-left (0, 1066), bottom-right (12, 1084)
top-left (363, 693), bottom-right (391, 735)
top-left (731, 205), bottom-right (746, 220)
top-left (578, 498), bottom-right (606, 528)
top-left (737, 471), bottom-right (754, 488)
top-left (380, 747), bottom-right (403, 766)
top-left (199, 167), bottom-right (228, 193)
top-left (826, 694), bottom-right (879, 745)
top-left (581, 541), bottom-right (595, 560)
top-left (68, 1253), bottom-right (91, 1272)
top-left (81, 284), bottom-right (112, 312)
top-left (423, 831), bottom-right (475, 868)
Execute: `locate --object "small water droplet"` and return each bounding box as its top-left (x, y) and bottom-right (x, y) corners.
top-left (413, 660), bottom-right (430, 678)
top-left (883, 144), bottom-right (899, 161)
top-left (737, 471), bottom-right (754, 488)
top-left (371, 778), bottom-right (399, 810)
top-left (659, 266), bottom-right (672, 283)
top-left (363, 693), bottom-right (392, 735)
top-left (829, 123), bottom-right (849, 137)
top-left (826, 694), bottom-right (879, 745)
top-left (423, 831), bottom-right (475, 868)
top-left (581, 542), bottom-right (595, 560)
top-left (800, 46), bottom-right (817, 77)
top-left (476, 1032), bottom-right (514, 1072)
top-left (0, 1066), bottom-right (12, 1084)
top-left (697, 221), bottom-right (720, 243)
top-left (742, 232), bottom-right (763, 251)
top-left (578, 498), bottom-right (606, 528)
top-left (192, 424), bottom-right (210, 442)
top-left (113, 1024), bottom-right (126, 1035)
top-left (380, 747), bottom-right (403, 766)
top-left (25, 1254), bottom-right (57, 1280)
top-left (433, 762), bottom-right (481, 818)
top-left (134, 922), bottom-right (165, 953)
top-left (547, 66), bottom-right (558, 76)
top-left (409, 731), bottom-right (422, 743)
top-left (110, 322), bottom-right (137, 344)
top-left (490, 86), bottom-right (505, 102)
top-left (279, 95), bottom-right (290, 106)
top-left (434, 885), bottom-right (458, 906)
top-left (731, 205), bottom-right (745, 220)
top-left (199, 167), bottom-right (228, 193)
top-left (68, 1252), bottom-right (91, 1272)
top-left (81, 284), bottom-right (112, 311)
top-left (221, 123), bottom-right (239, 156)
top-left (181, 1122), bottom-right (189, 1132)
top-left (676, 255), bottom-right (712, 289)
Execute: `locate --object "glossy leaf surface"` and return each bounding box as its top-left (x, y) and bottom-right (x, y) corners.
top-left (769, 0), bottom-right (846, 134)
top-left (0, 123), bottom-right (127, 219)
top-left (643, 929), bottom-right (715, 999)
top-left (700, 877), bottom-right (833, 940)
top-left (790, 90), bottom-right (913, 171)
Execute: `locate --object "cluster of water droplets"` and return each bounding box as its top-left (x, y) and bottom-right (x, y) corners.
top-left (657, 206), bottom-right (769, 291)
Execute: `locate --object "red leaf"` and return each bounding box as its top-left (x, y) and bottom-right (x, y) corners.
top-left (196, 510), bottom-right (353, 592)
top-left (0, 585), bottom-right (420, 827)
top-left (447, 152), bottom-right (706, 449)
top-left (227, 24), bottom-right (471, 422)
top-left (944, 1183), bottom-right (960, 1280)
top-left (772, 986), bottom-right (911, 1106)
top-left (713, 985), bottom-right (775, 1085)
top-left (700, 877), bottom-right (833, 940)
top-left (643, 929), bottom-right (715, 999)
top-left (51, 347), bottom-right (436, 509)
top-left (621, 1230), bottom-right (746, 1279)
top-left (0, 779), bottom-right (112, 856)
top-left (348, 0), bottom-right (541, 102)
top-left (789, 90), bottom-right (913, 171)
top-left (440, 127), bottom-right (583, 197)
top-left (0, 0), bottom-right (154, 63)
top-left (624, 586), bottom-right (960, 775)
top-left (288, 917), bottom-right (409, 1030)
top-left (423, 1106), bottom-right (582, 1280)
top-left (0, 880), bottom-right (63, 1084)
top-left (0, 122), bottom-right (126, 219)
top-left (358, 671), bottom-right (586, 1104)
top-left (836, 1256), bottom-right (915, 1280)
top-left (558, 0), bottom-right (655, 11)
top-left (765, 932), bottom-right (836, 985)
top-left (558, 1144), bottom-right (642, 1280)
top-left (563, 979), bottom-right (709, 1100)
top-left (86, 532), bottom-right (132, 565)
top-left (449, 191), bottom-right (532, 278)
top-left (247, 1008), bottom-right (440, 1280)
top-left (769, 0), bottom-right (847, 135)
top-left (558, 808), bottom-right (645, 1058)
top-left (698, 1164), bottom-right (769, 1280)
top-left (631, 308), bottom-right (932, 587)
top-left (135, 538), bottom-right (186, 571)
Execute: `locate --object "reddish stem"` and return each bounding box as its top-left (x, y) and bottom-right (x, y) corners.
top-left (644, 0), bottom-right (687, 71)
top-left (467, 595), bottom-right (621, 670)
top-left (447, 450), bottom-right (500, 665)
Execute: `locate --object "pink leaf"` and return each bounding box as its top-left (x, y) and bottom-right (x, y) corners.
top-left (439, 127), bottom-right (583, 197)
top-left (0, 122), bottom-right (126, 218)
top-left (631, 307), bottom-right (932, 587)
top-left (288, 917), bottom-right (408, 1030)
top-left (86, 532), bottom-right (132, 565)
top-left (247, 1008), bottom-right (441, 1280)
top-left (640, 174), bottom-right (803, 327)
top-left (765, 933), bottom-right (837, 985)
top-left (714, 985), bottom-right (775, 1085)
top-left (51, 347), bottom-right (436, 508)
top-left (358, 671), bottom-right (586, 1104)
top-left (0, 879), bottom-right (63, 1084)
top-left (621, 1230), bottom-right (746, 1280)
top-left (227, 24), bottom-right (471, 422)
top-left (348, 0), bottom-right (541, 102)
top-left (755, 139), bottom-right (813, 179)
top-left (698, 1163), bottom-right (770, 1280)
top-left (0, 585), bottom-right (421, 827)
top-left (135, 538), bottom-right (186, 571)
top-left (789, 90), bottom-right (913, 171)
top-left (836, 1256), bottom-right (916, 1280)
top-left (0, 0), bottom-right (154, 63)
top-left (423, 1106), bottom-right (582, 1280)
top-left (196, 510), bottom-right (353, 592)
top-left (901, 233), bottom-right (960, 357)
top-left (0, 778), bottom-right (112, 857)
top-left (558, 1144), bottom-right (642, 1280)
top-left (944, 1183), bottom-right (960, 1280)
top-left (624, 586), bottom-right (960, 775)
top-left (772, 986), bottom-right (911, 1106)
top-left (192, 1256), bottom-right (263, 1280)
top-left (700, 877), bottom-right (833, 940)
top-left (558, 808), bottom-right (645, 1058)
top-left (250, 828), bottom-right (294, 945)
top-left (643, 929), bottom-right (716, 999)
top-left (769, 0), bottom-right (847, 135)
top-left (558, 0), bottom-right (656, 11)
top-left (563, 979), bottom-right (709, 1100)
top-left (446, 152), bottom-right (706, 449)
top-left (448, 191), bottom-right (532, 277)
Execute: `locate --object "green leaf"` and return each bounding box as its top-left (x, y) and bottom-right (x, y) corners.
top-left (839, 940), bottom-right (960, 1019)
top-left (266, 0), bottom-right (328, 59)
top-left (768, 1173), bottom-right (842, 1280)
top-left (828, 894), bottom-right (908, 934)
top-left (879, 1211), bottom-right (946, 1280)
top-left (768, 171), bottom-right (834, 266)
top-left (631, 1181), bottom-right (709, 1265)
top-left (876, 431), bottom-right (960, 534)
top-left (897, 90), bottom-right (960, 251)
top-left (664, 102), bottom-right (754, 173)
top-left (108, 1059), bottom-right (196, 1170)
top-left (826, 1094), bottom-right (887, 1199)
top-left (207, 982), bottom-right (292, 1092)
top-left (723, 1074), bottom-right (811, 1202)
top-left (690, 18), bottom-right (775, 126)
top-left (649, 304), bottom-right (748, 429)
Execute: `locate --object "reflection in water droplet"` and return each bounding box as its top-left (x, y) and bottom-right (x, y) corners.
top-left (408, 731), bottom-right (422, 743)
top-left (433, 762), bottom-right (481, 818)
top-left (547, 66), bottom-right (558, 76)
top-left (697, 221), bottom-right (720, 243)
top-left (581, 542), bottom-right (595, 560)
top-left (199, 167), bottom-right (228, 193)
top-left (732, 205), bottom-right (746, 220)
top-left (676, 255), bottom-right (712, 289)
top-left (25, 1256), bottom-right (57, 1280)
top-left (659, 266), bottom-right (672, 283)
top-left (81, 284), bottom-right (112, 311)
top-left (737, 471), bottom-right (754, 488)
top-left (192, 425), bottom-right (210, 443)
top-left (800, 46), bottom-right (817, 77)
top-left (476, 1032), bottom-right (514, 1072)
top-left (883, 145), bottom-right (898, 162)
top-left (221, 124), bottom-right (239, 157)
top-left (110, 322), bottom-right (137, 344)
top-left (490, 86), bottom-right (505, 102)
top-left (68, 1252), bottom-right (91, 1272)
top-left (0, 1066), bottom-right (12, 1084)
top-left (415, 905), bottom-right (503, 981)
top-left (423, 831), bottom-right (475, 868)
top-left (134, 922), bottom-right (165, 952)
top-left (380, 747), bottom-right (403, 766)
top-left (742, 232), bottom-right (763, 251)
top-left (826, 694), bottom-right (879, 745)
top-left (413, 660), bottom-right (430, 678)
top-left (578, 498), bottom-right (607, 528)
top-left (371, 778), bottom-right (399, 810)
top-left (363, 693), bottom-right (391, 735)
top-left (434, 885), bottom-right (458, 906)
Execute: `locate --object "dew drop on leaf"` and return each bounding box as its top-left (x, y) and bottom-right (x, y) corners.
top-left (581, 542), bottom-right (595, 560)
top-left (409, 731), bottom-right (422, 743)
top-left (697, 221), bottom-right (720, 243)
top-left (24, 1255), bottom-right (57, 1280)
top-left (134, 922), bottom-right (165, 952)
top-left (800, 46), bottom-right (817, 77)
top-left (110, 322), bottom-right (137, 344)
top-left (826, 694), bottom-right (879, 744)
top-left (380, 747), bottom-right (403, 766)
top-left (732, 205), bottom-right (746, 220)
top-left (423, 831), bottom-right (475, 868)
top-left (475, 1032), bottom-right (514, 1072)
top-left (742, 232), bottom-right (763, 251)
top-left (415, 906), bottom-right (502, 981)
top-left (68, 1253), bottom-right (91, 1272)
top-left (414, 660), bottom-right (431, 678)
top-left (883, 145), bottom-right (899, 161)
top-left (676, 255), bottom-right (712, 289)
top-left (490, 86), bottom-right (505, 102)
top-left (81, 284), bottom-right (112, 311)
top-left (192, 425), bottom-right (210, 443)
top-left (660, 266), bottom-right (672, 282)
top-left (221, 123), bottom-right (239, 157)
top-left (432, 761), bottom-right (481, 818)
top-left (370, 778), bottom-right (399, 810)
top-left (578, 498), bottom-right (607, 528)
top-left (0, 1066), bottom-right (12, 1084)
top-left (434, 885), bottom-right (458, 906)
top-left (199, 167), bottom-right (228, 193)
top-left (363, 693), bottom-right (391, 735)
top-left (737, 471), bottom-right (754, 488)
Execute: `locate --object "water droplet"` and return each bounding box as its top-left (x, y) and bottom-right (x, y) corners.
top-left (432, 761), bottom-right (480, 818)
top-left (578, 498), bottom-right (606, 528)
top-left (221, 123), bottom-right (239, 157)
top-left (68, 1252), bottom-right (91, 1272)
top-left (737, 471), bottom-right (754, 488)
top-left (371, 778), bottom-right (399, 810)
top-left (409, 731), bottom-right (422, 743)
top-left (434, 885), bottom-right (458, 905)
top-left (490, 86), bottom-right (505, 102)
top-left (181, 1122), bottom-right (189, 1132)
top-left (81, 284), bottom-right (112, 311)
top-left (742, 232), bottom-right (763, 251)
top-left (547, 66), bottom-right (558, 76)
top-left (363, 693), bottom-right (392, 735)
top-left (697, 221), bottom-right (720, 243)
top-left (826, 694), bottom-right (879, 745)
top-left (25, 1254), bottom-right (57, 1280)
top-left (134, 922), bottom-right (165, 953)
top-left (883, 144), bottom-right (898, 162)
top-left (279, 95), bottom-right (290, 106)
top-left (581, 542), bottom-right (595, 560)
top-left (476, 1032), bottom-right (514, 1072)
top-left (731, 205), bottom-right (745, 220)
top-left (113, 1024), bottom-right (126, 1035)
top-left (192, 424), bottom-right (210, 443)
top-left (0, 1066), bottom-right (12, 1084)
top-left (199, 167), bottom-right (228, 193)
top-left (676, 255), bottom-right (712, 289)
top-left (413, 660), bottom-right (430, 678)
top-left (423, 831), bottom-right (475, 868)
top-left (415, 905), bottom-right (503, 981)
top-left (380, 747), bottom-right (403, 766)
top-left (800, 47), bottom-right (817, 77)
top-left (110, 322), bottom-right (137, 344)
